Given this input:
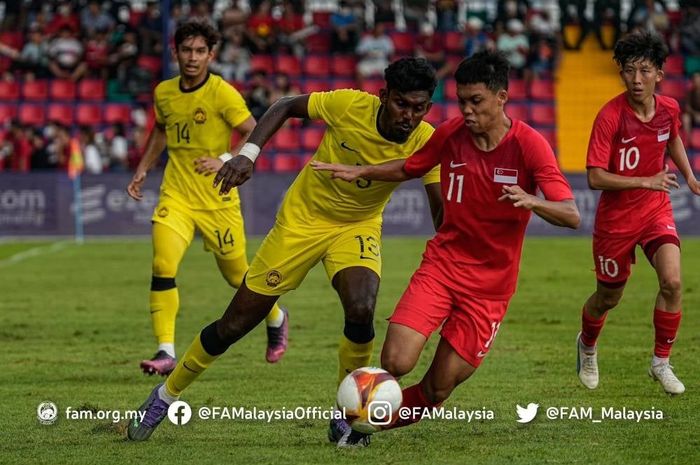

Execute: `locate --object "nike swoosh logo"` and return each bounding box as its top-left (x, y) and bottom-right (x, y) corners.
top-left (666, 337), bottom-right (677, 344)
top-left (621, 136), bottom-right (636, 143)
top-left (183, 362), bottom-right (200, 373)
top-left (340, 141), bottom-right (359, 153)
top-left (477, 351), bottom-right (487, 358)
top-left (666, 225), bottom-right (676, 230)
top-left (450, 161), bottom-right (467, 168)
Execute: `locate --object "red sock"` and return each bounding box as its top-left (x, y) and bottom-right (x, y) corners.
top-left (387, 383), bottom-right (441, 430)
top-left (653, 308), bottom-right (681, 358)
top-left (580, 307), bottom-right (608, 347)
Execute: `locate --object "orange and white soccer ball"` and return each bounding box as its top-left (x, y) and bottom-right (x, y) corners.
top-left (336, 367), bottom-right (402, 433)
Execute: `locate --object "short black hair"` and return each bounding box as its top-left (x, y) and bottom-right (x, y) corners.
top-left (613, 31), bottom-right (668, 69)
top-left (454, 51), bottom-right (510, 92)
top-left (384, 57), bottom-right (437, 97)
top-left (174, 21), bottom-right (220, 51)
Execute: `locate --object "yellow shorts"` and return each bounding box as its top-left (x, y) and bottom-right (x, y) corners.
top-left (246, 219), bottom-right (382, 296)
top-left (151, 195), bottom-right (247, 260)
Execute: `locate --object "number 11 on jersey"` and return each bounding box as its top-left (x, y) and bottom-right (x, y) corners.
top-left (447, 172), bottom-right (464, 203)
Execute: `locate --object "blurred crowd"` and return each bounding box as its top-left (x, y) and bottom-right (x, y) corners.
top-left (0, 0), bottom-right (699, 173)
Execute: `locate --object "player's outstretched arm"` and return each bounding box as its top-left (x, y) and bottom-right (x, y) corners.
top-left (498, 185), bottom-right (580, 229)
top-left (311, 159), bottom-right (412, 182)
top-left (587, 166), bottom-right (680, 193)
top-left (214, 95), bottom-right (310, 195)
top-left (127, 123), bottom-right (167, 201)
top-left (667, 136), bottom-right (700, 195)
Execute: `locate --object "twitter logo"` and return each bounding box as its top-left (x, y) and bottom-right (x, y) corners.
top-left (516, 403), bottom-right (539, 423)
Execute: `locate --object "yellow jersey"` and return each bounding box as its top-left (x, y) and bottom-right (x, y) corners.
top-left (277, 89), bottom-right (440, 226)
top-left (154, 73), bottom-right (251, 210)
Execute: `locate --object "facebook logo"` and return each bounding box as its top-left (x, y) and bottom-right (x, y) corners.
top-left (167, 401), bottom-right (192, 426)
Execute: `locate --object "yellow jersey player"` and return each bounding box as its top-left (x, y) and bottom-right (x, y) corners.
top-left (126, 21), bottom-right (288, 376)
top-left (127, 57), bottom-right (442, 442)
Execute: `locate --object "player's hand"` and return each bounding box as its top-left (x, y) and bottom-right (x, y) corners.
top-left (213, 155), bottom-right (254, 194)
top-left (127, 170), bottom-right (146, 201)
top-left (646, 165), bottom-right (680, 193)
top-left (194, 157), bottom-right (223, 176)
top-left (687, 177), bottom-right (700, 196)
top-left (498, 185), bottom-right (538, 210)
top-left (310, 161), bottom-right (363, 182)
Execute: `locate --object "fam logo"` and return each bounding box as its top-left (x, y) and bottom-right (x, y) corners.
top-left (193, 108), bottom-right (207, 124)
top-left (266, 270), bottom-right (282, 288)
top-left (37, 401), bottom-right (58, 425)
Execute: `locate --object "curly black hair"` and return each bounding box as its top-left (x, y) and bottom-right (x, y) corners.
top-left (454, 50), bottom-right (510, 92)
top-left (174, 21), bottom-right (220, 51)
top-left (613, 31), bottom-right (668, 69)
top-left (384, 57), bottom-right (438, 96)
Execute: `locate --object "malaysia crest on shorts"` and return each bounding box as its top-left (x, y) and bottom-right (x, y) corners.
top-left (493, 168), bottom-right (518, 184)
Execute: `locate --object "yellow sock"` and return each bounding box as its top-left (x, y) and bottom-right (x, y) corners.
top-left (165, 333), bottom-right (220, 397)
top-left (337, 335), bottom-right (374, 386)
top-left (265, 303), bottom-right (285, 327)
top-left (150, 287), bottom-right (179, 345)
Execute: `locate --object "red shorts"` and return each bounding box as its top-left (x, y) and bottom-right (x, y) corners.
top-left (593, 215), bottom-right (680, 287)
top-left (388, 266), bottom-right (509, 368)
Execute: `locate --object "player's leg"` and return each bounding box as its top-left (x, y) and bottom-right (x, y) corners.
top-left (141, 217), bottom-right (193, 375)
top-left (201, 206), bottom-right (289, 362)
top-left (577, 234), bottom-right (631, 389)
top-left (645, 237), bottom-right (684, 394)
top-left (215, 254), bottom-right (289, 363)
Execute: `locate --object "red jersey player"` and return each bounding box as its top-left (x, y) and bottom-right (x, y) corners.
top-left (313, 50), bottom-right (580, 447)
top-left (576, 32), bottom-right (700, 395)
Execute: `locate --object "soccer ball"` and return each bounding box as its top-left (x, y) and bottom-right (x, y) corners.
top-left (336, 367), bottom-right (402, 434)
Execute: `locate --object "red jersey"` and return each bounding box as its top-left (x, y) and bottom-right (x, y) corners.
top-left (404, 117), bottom-right (573, 300)
top-left (586, 93), bottom-right (681, 237)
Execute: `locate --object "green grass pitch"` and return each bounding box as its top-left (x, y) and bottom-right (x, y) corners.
top-left (1, 237), bottom-right (698, 464)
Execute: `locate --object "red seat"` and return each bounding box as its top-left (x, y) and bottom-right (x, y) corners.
top-left (538, 127), bottom-right (557, 150)
top-left (77, 79), bottom-right (106, 101)
top-left (254, 155), bottom-right (273, 172)
top-left (21, 80), bottom-right (48, 101)
top-left (332, 78), bottom-right (357, 90)
top-left (104, 104), bottom-right (131, 124)
top-left (76, 104), bottom-right (102, 125)
top-left (506, 103), bottom-right (529, 121)
top-left (49, 79), bottom-right (77, 100)
top-left (665, 55), bottom-right (685, 77)
top-left (303, 55), bottom-right (331, 78)
top-left (301, 127), bottom-right (324, 151)
top-left (18, 104), bottom-right (45, 126)
top-left (302, 79), bottom-right (330, 94)
top-left (306, 32), bottom-right (331, 54)
top-left (361, 79), bottom-right (384, 96)
top-left (0, 80), bottom-right (20, 100)
top-left (443, 79), bottom-right (457, 101)
top-left (690, 129), bottom-right (700, 150)
top-left (47, 103), bottom-right (74, 126)
top-left (250, 55), bottom-right (274, 72)
top-left (424, 103), bottom-right (444, 126)
top-left (530, 103), bottom-right (556, 126)
top-left (331, 55), bottom-right (357, 78)
top-left (0, 103), bottom-right (17, 121)
top-left (508, 79), bottom-right (527, 100)
top-left (272, 128), bottom-right (300, 151)
top-left (274, 55), bottom-right (301, 77)
top-left (530, 79), bottom-right (554, 100)
top-left (389, 32), bottom-right (414, 55)
top-left (273, 153), bottom-right (302, 172)
top-left (0, 31), bottom-right (23, 50)
top-left (444, 32), bottom-right (464, 54)
top-left (693, 153), bottom-right (700, 171)
top-left (311, 12), bottom-right (332, 28)
top-left (137, 55), bottom-right (162, 75)
top-left (660, 79), bottom-right (688, 103)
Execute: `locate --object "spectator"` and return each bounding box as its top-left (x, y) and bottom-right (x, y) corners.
top-left (48, 25), bottom-right (87, 81)
top-left (527, 11), bottom-right (559, 79)
top-left (245, 69), bottom-right (272, 121)
top-left (139, 0), bottom-right (164, 56)
top-left (5, 121), bottom-right (32, 173)
top-left (680, 5), bottom-right (700, 74)
top-left (246, 0), bottom-right (277, 54)
top-left (435, 0), bottom-right (459, 32)
top-left (79, 125), bottom-right (104, 174)
top-left (0, 25), bottom-right (50, 79)
top-left (269, 72), bottom-right (301, 104)
top-left (464, 17), bottom-right (493, 57)
top-left (48, 123), bottom-right (71, 170)
top-left (212, 28), bottom-right (251, 82)
top-left (355, 22), bottom-right (394, 88)
top-left (80, 0), bottom-right (115, 37)
top-left (416, 23), bottom-right (451, 81)
top-left (495, 0), bottom-right (529, 35)
top-left (29, 128), bottom-right (56, 171)
top-left (109, 123), bottom-right (129, 172)
top-left (496, 19), bottom-right (529, 77)
top-left (85, 29), bottom-right (110, 79)
top-left (330, 1), bottom-right (360, 53)
top-left (45, 1), bottom-right (80, 37)
top-left (276, 1), bottom-right (318, 57)
top-left (683, 72), bottom-right (700, 134)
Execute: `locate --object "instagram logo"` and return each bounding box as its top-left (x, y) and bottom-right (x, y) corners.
top-left (368, 401), bottom-right (393, 426)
